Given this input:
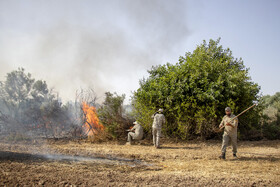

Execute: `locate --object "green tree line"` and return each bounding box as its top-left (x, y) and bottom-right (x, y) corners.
top-left (1, 39), bottom-right (279, 141)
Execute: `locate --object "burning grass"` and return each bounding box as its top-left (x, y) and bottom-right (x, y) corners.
top-left (0, 139), bottom-right (279, 186)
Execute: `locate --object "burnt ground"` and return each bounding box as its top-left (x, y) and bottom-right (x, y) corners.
top-left (0, 139), bottom-right (279, 186)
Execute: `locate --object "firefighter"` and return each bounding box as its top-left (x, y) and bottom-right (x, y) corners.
top-left (219, 107), bottom-right (238, 159)
top-left (126, 121), bottom-right (143, 145)
top-left (151, 109), bottom-right (166, 148)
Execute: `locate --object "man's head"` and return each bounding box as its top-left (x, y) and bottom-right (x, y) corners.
top-left (225, 107), bottom-right (232, 116)
top-left (133, 121), bottom-right (139, 125)
top-left (158, 108), bottom-right (164, 113)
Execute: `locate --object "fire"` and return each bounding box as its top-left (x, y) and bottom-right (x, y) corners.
top-left (82, 102), bottom-right (104, 136)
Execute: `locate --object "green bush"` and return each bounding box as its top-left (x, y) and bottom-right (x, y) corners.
top-left (261, 93), bottom-right (280, 140)
top-left (263, 124), bottom-right (280, 140)
top-left (98, 92), bottom-right (132, 140)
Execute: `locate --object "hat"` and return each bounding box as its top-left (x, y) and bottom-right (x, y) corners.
top-left (158, 108), bottom-right (164, 113)
top-left (225, 107), bottom-right (231, 112)
top-left (133, 121), bottom-right (139, 125)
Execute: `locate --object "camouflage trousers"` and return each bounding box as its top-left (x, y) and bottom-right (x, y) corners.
top-left (221, 133), bottom-right (237, 154)
top-left (152, 127), bottom-right (161, 148)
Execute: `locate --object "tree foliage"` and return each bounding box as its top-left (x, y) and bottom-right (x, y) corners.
top-left (260, 92), bottom-right (280, 139)
top-left (98, 92), bottom-right (132, 140)
top-left (133, 38), bottom-right (260, 139)
top-left (0, 68), bottom-right (71, 138)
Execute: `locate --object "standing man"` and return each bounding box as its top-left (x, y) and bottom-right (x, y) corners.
top-left (152, 109), bottom-right (166, 148)
top-left (219, 107), bottom-right (238, 159)
top-left (126, 121), bottom-right (143, 145)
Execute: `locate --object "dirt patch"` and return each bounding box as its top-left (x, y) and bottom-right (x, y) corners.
top-left (0, 139), bottom-right (279, 186)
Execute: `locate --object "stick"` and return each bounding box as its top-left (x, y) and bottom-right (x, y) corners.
top-left (229, 104), bottom-right (256, 121)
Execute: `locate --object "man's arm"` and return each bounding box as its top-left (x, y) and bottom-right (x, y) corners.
top-left (226, 118), bottom-right (238, 128)
top-left (219, 117), bottom-right (225, 128)
top-left (131, 125), bottom-right (136, 131)
top-left (151, 112), bottom-right (158, 119)
top-left (234, 118), bottom-right (238, 127)
top-left (231, 118), bottom-right (238, 127)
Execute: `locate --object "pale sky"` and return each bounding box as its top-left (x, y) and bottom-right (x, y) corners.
top-left (0, 0), bottom-right (279, 104)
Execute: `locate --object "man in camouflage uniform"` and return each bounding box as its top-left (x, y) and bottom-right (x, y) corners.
top-left (219, 107), bottom-right (238, 159)
top-left (151, 109), bottom-right (166, 148)
top-left (126, 121), bottom-right (143, 145)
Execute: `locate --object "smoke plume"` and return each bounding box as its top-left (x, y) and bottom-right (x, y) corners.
top-left (0, 0), bottom-right (189, 103)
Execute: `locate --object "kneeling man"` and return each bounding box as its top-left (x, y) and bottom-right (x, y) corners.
top-left (126, 121), bottom-right (143, 145)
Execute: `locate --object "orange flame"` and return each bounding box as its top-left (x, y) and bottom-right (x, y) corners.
top-left (82, 102), bottom-right (104, 136)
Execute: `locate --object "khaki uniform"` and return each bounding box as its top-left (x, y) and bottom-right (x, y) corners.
top-left (220, 114), bottom-right (238, 154)
top-left (127, 123), bottom-right (143, 143)
top-left (152, 113), bottom-right (166, 147)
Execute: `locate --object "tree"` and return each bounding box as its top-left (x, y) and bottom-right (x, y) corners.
top-left (260, 92), bottom-right (280, 139)
top-left (4, 67), bottom-right (34, 104)
top-left (0, 68), bottom-right (35, 130)
top-left (0, 68), bottom-right (69, 138)
top-left (133, 38), bottom-right (260, 140)
top-left (98, 92), bottom-right (131, 140)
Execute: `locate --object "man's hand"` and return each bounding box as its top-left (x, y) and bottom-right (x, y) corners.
top-left (226, 123), bottom-right (233, 127)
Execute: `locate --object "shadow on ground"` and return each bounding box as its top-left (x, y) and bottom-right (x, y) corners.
top-left (0, 150), bottom-right (154, 168)
top-left (237, 156), bottom-right (280, 162)
top-left (159, 146), bottom-right (201, 150)
top-left (0, 151), bottom-right (47, 163)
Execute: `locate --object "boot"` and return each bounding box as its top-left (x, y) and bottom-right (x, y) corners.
top-left (233, 153), bottom-right (237, 158)
top-left (126, 142), bottom-right (131, 146)
top-left (219, 153), bottom-right (226, 160)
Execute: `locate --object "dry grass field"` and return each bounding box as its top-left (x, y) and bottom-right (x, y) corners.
top-left (0, 139), bottom-right (279, 186)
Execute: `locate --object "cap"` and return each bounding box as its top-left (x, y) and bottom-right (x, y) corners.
top-left (158, 109), bottom-right (164, 113)
top-left (225, 107), bottom-right (231, 112)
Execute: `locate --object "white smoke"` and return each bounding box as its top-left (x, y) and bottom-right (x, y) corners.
top-left (0, 0), bottom-right (189, 103)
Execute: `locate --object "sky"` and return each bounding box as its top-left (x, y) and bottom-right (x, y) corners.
top-left (0, 0), bottom-right (279, 104)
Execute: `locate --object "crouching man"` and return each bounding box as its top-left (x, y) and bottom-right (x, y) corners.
top-left (126, 121), bottom-right (143, 145)
top-left (219, 107), bottom-right (238, 160)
